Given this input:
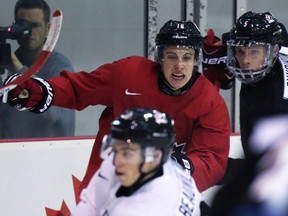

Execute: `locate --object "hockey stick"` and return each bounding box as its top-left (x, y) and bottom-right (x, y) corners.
top-left (0, 9), bottom-right (63, 98)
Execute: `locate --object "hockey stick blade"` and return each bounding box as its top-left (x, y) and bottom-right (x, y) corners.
top-left (0, 10), bottom-right (63, 97)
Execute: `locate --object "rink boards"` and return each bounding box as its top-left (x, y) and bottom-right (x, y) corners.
top-left (0, 135), bottom-right (243, 216)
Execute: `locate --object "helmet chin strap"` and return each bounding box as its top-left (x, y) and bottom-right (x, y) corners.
top-left (115, 152), bottom-right (164, 197)
top-left (115, 161), bottom-right (164, 197)
top-left (133, 161), bottom-right (163, 188)
top-left (130, 148), bottom-right (163, 189)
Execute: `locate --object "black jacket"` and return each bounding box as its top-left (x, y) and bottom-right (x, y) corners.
top-left (240, 54), bottom-right (288, 157)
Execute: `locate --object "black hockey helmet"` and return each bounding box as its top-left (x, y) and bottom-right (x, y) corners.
top-left (156, 20), bottom-right (203, 47)
top-left (155, 20), bottom-right (203, 65)
top-left (226, 11), bottom-right (282, 84)
top-left (230, 11), bottom-right (282, 45)
top-left (107, 108), bottom-right (175, 162)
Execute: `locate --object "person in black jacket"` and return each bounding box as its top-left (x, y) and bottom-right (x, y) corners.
top-left (203, 11), bottom-right (288, 185)
top-left (210, 12), bottom-right (288, 216)
top-left (202, 11), bottom-right (288, 185)
top-left (226, 11), bottom-right (288, 159)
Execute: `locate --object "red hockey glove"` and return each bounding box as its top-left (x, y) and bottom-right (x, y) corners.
top-left (2, 74), bottom-right (54, 113)
top-left (202, 29), bottom-right (234, 90)
top-left (171, 151), bottom-right (194, 175)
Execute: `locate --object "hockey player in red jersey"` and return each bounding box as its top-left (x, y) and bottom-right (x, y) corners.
top-left (2, 20), bottom-right (230, 192)
top-left (72, 108), bottom-right (210, 216)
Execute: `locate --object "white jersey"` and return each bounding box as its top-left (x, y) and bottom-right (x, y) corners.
top-left (72, 153), bottom-right (209, 216)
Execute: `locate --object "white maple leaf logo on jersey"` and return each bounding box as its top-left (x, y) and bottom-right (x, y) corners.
top-left (173, 142), bottom-right (187, 154)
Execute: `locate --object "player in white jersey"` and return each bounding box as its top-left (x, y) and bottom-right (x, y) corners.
top-left (72, 107), bottom-right (210, 216)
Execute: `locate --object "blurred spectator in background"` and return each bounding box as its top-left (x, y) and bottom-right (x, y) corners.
top-left (211, 113), bottom-right (288, 216)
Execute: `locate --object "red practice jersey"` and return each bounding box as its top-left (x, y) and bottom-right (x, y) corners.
top-left (49, 56), bottom-right (230, 192)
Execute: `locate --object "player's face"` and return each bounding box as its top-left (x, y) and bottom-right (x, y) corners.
top-left (16, 8), bottom-right (50, 52)
top-left (234, 46), bottom-right (266, 72)
top-left (161, 46), bottom-right (195, 90)
top-left (113, 140), bottom-right (143, 187)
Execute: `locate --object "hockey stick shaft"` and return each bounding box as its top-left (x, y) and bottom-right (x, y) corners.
top-left (0, 10), bottom-right (63, 97)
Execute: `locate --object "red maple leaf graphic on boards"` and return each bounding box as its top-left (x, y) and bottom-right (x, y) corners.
top-left (45, 175), bottom-right (81, 216)
top-left (45, 200), bottom-right (70, 216)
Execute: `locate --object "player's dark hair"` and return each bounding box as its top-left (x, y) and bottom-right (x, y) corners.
top-left (14, 0), bottom-right (50, 24)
